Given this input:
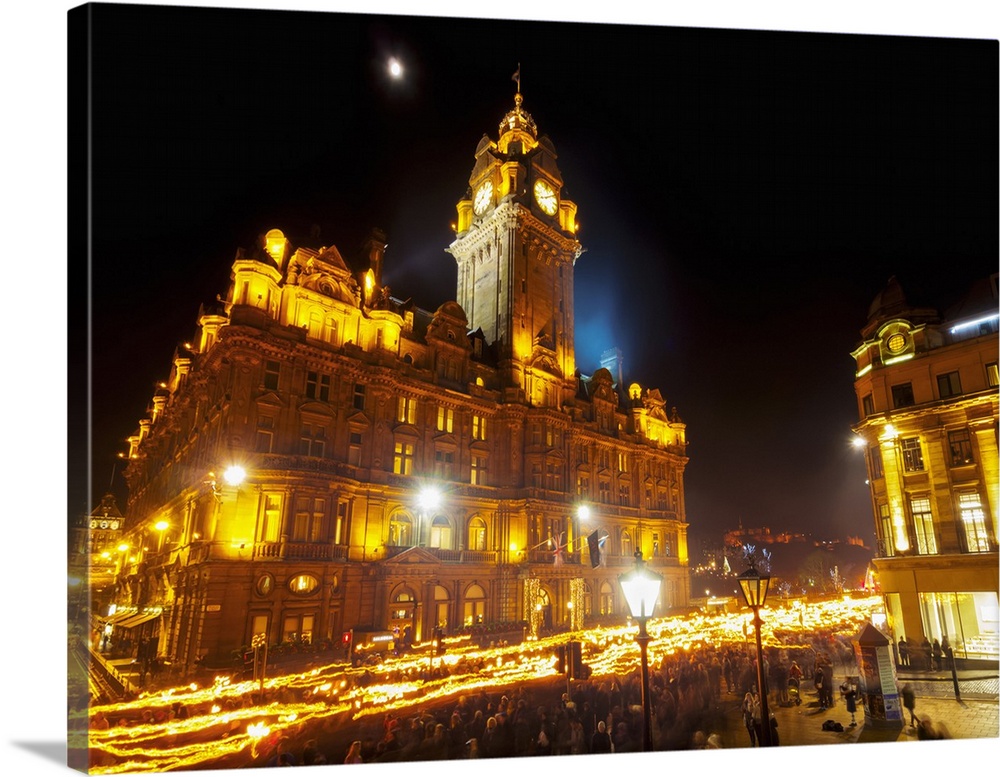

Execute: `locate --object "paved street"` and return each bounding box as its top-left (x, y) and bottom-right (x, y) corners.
top-left (712, 668), bottom-right (998, 750)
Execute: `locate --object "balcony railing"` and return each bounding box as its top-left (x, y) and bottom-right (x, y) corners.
top-left (252, 541), bottom-right (335, 561)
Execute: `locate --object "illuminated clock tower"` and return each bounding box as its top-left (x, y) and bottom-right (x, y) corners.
top-left (447, 85), bottom-right (583, 407)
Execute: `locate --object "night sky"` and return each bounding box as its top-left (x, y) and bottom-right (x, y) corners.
top-left (78, 3), bottom-right (997, 551)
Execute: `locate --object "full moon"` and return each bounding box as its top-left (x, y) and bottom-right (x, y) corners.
top-left (388, 57), bottom-right (403, 78)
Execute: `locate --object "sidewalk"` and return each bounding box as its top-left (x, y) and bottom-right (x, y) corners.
top-left (715, 669), bottom-right (998, 749)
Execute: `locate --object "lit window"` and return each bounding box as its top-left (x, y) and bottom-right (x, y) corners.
top-left (388, 513), bottom-right (412, 546)
top-left (429, 516), bottom-right (452, 549)
top-left (261, 495), bottom-right (281, 542)
top-left (910, 497), bottom-right (937, 555)
top-left (463, 583), bottom-right (487, 626)
top-left (282, 614), bottom-right (315, 644)
top-left (470, 454), bottom-right (487, 486)
top-left (620, 530), bottom-right (632, 559)
top-left (958, 492), bottom-right (990, 552)
top-left (948, 428), bottom-right (975, 467)
top-left (886, 333), bottom-right (907, 353)
top-left (468, 517), bottom-right (487, 551)
top-left (472, 414), bottom-right (487, 440)
top-left (334, 502), bottom-right (349, 545)
top-left (393, 441), bottom-right (414, 475)
top-left (599, 582), bottom-right (615, 616)
top-left (987, 362), bottom-right (999, 388)
top-left (288, 574), bottom-right (320, 595)
top-left (397, 396), bottom-right (416, 424)
top-left (437, 406), bottom-right (454, 433)
top-left (902, 437), bottom-right (924, 472)
top-left (878, 503), bottom-right (895, 556)
top-left (292, 496), bottom-right (326, 542)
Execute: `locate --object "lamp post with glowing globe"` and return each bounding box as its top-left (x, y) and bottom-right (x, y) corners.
top-left (618, 550), bottom-right (662, 751)
top-left (738, 553), bottom-right (773, 747)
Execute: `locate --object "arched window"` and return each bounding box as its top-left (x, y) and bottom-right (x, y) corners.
top-left (429, 516), bottom-right (452, 549)
top-left (620, 530), bottom-right (632, 559)
top-left (389, 513), bottom-right (413, 546)
top-left (389, 588), bottom-right (416, 621)
top-left (599, 581), bottom-right (615, 616)
top-left (468, 516), bottom-right (487, 551)
top-left (434, 585), bottom-right (451, 630)
top-left (464, 583), bottom-right (487, 626)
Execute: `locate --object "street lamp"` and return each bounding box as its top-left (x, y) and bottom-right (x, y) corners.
top-left (737, 557), bottom-right (773, 747)
top-left (416, 486), bottom-right (441, 547)
top-left (154, 520), bottom-right (169, 552)
top-left (223, 465), bottom-right (247, 486)
top-left (618, 550), bottom-right (662, 751)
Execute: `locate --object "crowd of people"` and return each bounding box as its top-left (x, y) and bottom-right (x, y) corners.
top-left (240, 632), bottom-right (863, 765)
top-left (91, 626), bottom-right (924, 768)
top-left (896, 635), bottom-right (952, 670)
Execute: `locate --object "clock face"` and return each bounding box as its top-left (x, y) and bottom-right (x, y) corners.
top-left (534, 179), bottom-right (557, 215)
top-left (473, 181), bottom-right (493, 215)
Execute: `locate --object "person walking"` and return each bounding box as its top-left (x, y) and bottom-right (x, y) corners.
top-left (901, 683), bottom-right (917, 726)
top-left (931, 639), bottom-right (943, 670)
top-left (898, 637), bottom-right (909, 667)
top-left (742, 690), bottom-right (759, 747)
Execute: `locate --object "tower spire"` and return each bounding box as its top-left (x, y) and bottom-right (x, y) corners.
top-left (512, 63), bottom-right (521, 95)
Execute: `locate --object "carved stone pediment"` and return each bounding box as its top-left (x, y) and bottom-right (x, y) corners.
top-left (255, 391), bottom-right (285, 409)
top-left (382, 546), bottom-right (441, 566)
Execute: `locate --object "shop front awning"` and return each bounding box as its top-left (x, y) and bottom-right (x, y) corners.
top-left (116, 610), bottom-right (162, 629)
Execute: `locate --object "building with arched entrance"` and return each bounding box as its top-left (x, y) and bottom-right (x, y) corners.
top-left (107, 84), bottom-right (691, 670)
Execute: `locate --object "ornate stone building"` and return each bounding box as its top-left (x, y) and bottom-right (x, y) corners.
top-left (851, 274), bottom-right (999, 662)
top-left (110, 88), bottom-right (690, 669)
